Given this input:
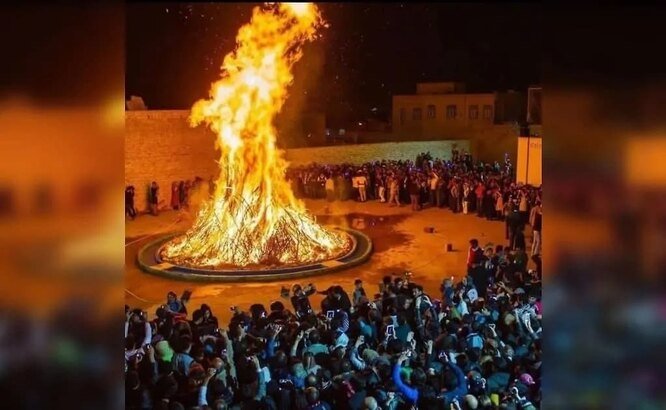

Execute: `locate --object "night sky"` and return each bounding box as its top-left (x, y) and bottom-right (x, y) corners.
top-left (126, 3), bottom-right (541, 125)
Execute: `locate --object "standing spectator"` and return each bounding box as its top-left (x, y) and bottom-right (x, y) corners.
top-left (178, 181), bottom-right (186, 208)
top-left (352, 173), bottom-right (360, 201)
top-left (466, 238), bottom-right (484, 276)
top-left (149, 181), bottom-right (159, 216)
top-left (462, 182), bottom-right (471, 214)
top-left (507, 204), bottom-right (523, 249)
top-left (335, 173), bottom-right (345, 201)
top-left (325, 175), bottom-right (335, 202)
top-left (125, 185), bottom-right (136, 220)
top-left (450, 180), bottom-right (460, 213)
top-left (519, 190), bottom-right (529, 224)
top-left (475, 182), bottom-right (485, 217)
top-left (353, 279), bottom-right (366, 306)
top-left (437, 174), bottom-right (446, 208)
top-left (291, 284), bottom-right (316, 318)
top-left (377, 173), bottom-right (386, 203)
top-left (428, 171), bottom-right (439, 208)
top-left (531, 204), bottom-right (542, 256)
top-left (357, 171), bottom-right (368, 202)
top-left (408, 176), bottom-right (420, 211)
top-left (388, 176), bottom-right (401, 207)
top-left (171, 181), bottom-right (181, 210)
top-left (494, 190), bottom-right (504, 220)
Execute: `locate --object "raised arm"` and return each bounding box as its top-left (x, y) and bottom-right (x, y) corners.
top-left (291, 331), bottom-right (304, 358)
top-left (392, 353), bottom-right (418, 403)
top-left (349, 336), bottom-right (367, 370)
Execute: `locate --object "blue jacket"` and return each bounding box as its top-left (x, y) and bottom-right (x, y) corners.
top-left (392, 363), bottom-right (418, 403)
top-left (441, 362), bottom-right (468, 406)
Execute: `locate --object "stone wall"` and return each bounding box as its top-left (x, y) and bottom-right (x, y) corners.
top-left (125, 110), bottom-right (473, 211)
top-left (125, 110), bottom-right (219, 212)
top-left (284, 140), bottom-right (470, 166)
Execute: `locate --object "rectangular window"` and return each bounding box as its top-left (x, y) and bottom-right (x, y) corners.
top-left (426, 104), bottom-right (436, 119)
top-left (412, 108), bottom-right (422, 121)
top-left (483, 104), bottom-right (493, 120)
top-left (400, 108), bottom-right (406, 125)
top-left (446, 105), bottom-right (457, 119)
top-left (469, 105), bottom-right (479, 120)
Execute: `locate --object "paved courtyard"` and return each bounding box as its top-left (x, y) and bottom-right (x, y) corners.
top-left (125, 199), bottom-right (525, 324)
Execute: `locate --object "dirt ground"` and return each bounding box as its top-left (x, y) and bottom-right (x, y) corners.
top-left (125, 198), bottom-right (527, 324)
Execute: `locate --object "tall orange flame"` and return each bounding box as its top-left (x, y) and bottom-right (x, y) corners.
top-left (161, 3), bottom-right (349, 268)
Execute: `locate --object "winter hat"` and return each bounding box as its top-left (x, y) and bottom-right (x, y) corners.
top-left (520, 373), bottom-right (536, 385)
top-left (155, 340), bottom-right (174, 362)
top-left (464, 394), bottom-right (479, 409)
top-left (362, 348), bottom-right (379, 364)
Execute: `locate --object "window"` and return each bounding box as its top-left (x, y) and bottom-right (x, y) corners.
top-left (426, 104), bottom-right (436, 119)
top-left (446, 105), bottom-right (457, 119)
top-left (412, 107), bottom-right (422, 121)
top-left (483, 105), bottom-right (493, 120)
top-left (469, 105), bottom-right (479, 120)
top-left (400, 108), bottom-right (406, 125)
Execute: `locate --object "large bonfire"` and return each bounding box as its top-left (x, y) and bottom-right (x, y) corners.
top-left (161, 3), bottom-right (350, 268)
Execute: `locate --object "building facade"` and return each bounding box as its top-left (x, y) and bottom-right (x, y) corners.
top-left (392, 82), bottom-right (526, 141)
top-left (392, 83), bottom-right (496, 141)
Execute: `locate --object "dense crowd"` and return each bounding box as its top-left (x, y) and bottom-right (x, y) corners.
top-left (125, 177), bottom-right (214, 219)
top-left (125, 240), bottom-right (542, 410)
top-left (287, 151), bottom-right (540, 217)
top-left (127, 151), bottom-right (542, 251)
top-left (286, 150), bottom-right (542, 255)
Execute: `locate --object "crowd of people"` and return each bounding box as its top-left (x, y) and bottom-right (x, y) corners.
top-left (287, 151), bottom-right (539, 216)
top-left (127, 152), bottom-right (542, 248)
top-left (285, 151), bottom-right (541, 255)
top-left (125, 239), bottom-right (542, 409)
top-left (125, 177), bottom-right (214, 219)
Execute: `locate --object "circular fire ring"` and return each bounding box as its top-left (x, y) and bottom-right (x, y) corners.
top-left (137, 227), bottom-right (372, 282)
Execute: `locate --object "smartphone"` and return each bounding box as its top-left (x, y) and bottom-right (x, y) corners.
top-left (385, 324), bottom-right (395, 337)
top-left (326, 310), bottom-right (335, 320)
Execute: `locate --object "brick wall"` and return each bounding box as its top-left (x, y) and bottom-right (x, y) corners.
top-left (126, 110), bottom-right (472, 211)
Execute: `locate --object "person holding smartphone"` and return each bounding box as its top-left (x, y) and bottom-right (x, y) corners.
top-left (392, 351), bottom-right (439, 408)
top-left (291, 284), bottom-right (315, 318)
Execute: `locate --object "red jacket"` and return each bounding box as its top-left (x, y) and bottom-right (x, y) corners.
top-left (467, 246), bottom-right (483, 268)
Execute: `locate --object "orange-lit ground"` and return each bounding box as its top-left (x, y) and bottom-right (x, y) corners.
top-left (125, 198), bottom-right (534, 324)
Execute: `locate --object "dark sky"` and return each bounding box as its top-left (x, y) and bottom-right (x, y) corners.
top-left (126, 3), bottom-right (541, 124)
